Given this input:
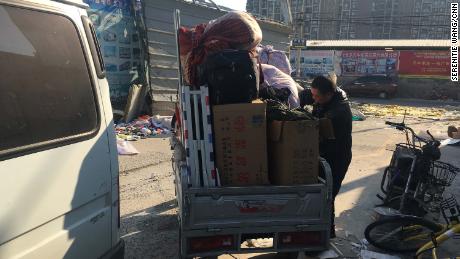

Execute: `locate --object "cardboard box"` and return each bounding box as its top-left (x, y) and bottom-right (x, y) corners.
top-left (269, 120), bottom-right (319, 185)
top-left (213, 101), bottom-right (269, 186)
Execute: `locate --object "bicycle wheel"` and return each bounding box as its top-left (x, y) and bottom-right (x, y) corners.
top-left (365, 216), bottom-right (442, 253)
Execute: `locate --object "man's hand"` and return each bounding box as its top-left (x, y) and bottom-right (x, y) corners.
top-left (299, 88), bottom-right (314, 107)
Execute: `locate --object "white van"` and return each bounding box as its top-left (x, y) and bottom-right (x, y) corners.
top-left (0, 0), bottom-right (124, 258)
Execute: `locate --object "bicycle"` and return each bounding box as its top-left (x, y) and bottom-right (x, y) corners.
top-left (364, 195), bottom-right (460, 257)
top-left (378, 119), bottom-right (446, 216)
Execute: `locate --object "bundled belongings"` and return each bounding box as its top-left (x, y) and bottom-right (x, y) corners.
top-left (178, 11), bottom-right (262, 87)
top-left (257, 45), bottom-right (292, 75)
top-left (177, 11), bottom-right (322, 187)
top-left (259, 86), bottom-right (291, 105)
top-left (200, 49), bottom-right (259, 105)
top-left (261, 64), bottom-right (300, 108)
top-left (266, 99), bottom-right (314, 122)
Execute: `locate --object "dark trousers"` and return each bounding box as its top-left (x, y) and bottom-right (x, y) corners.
top-left (321, 154), bottom-right (352, 232)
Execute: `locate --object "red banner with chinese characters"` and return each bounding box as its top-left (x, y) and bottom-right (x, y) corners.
top-left (399, 51), bottom-right (450, 77)
top-left (341, 51), bottom-right (399, 59)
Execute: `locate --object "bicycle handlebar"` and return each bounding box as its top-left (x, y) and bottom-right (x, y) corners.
top-left (385, 121), bottom-right (402, 127)
top-left (385, 121), bottom-right (406, 131)
top-left (385, 121), bottom-right (435, 144)
top-left (385, 121), bottom-right (414, 133)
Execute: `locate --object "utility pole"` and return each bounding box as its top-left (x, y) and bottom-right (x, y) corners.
top-left (301, 0), bottom-right (305, 41)
top-left (295, 0), bottom-right (306, 77)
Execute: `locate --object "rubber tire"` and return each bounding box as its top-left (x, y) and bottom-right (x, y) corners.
top-left (379, 92), bottom-right (388, 99)
top-left (365, 216), bottom-right (442, 253)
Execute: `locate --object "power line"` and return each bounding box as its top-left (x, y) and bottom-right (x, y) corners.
top-left (291, 13), bottom-right (451, 19)
top-left (293, 20), bottom-right (452, 28)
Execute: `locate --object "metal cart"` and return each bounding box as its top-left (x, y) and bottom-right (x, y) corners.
top-left (170, 10), bottom-right (333, 259)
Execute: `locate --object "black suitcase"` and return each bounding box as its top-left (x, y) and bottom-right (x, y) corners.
top-left (200, 50), bottom-right (259, 105)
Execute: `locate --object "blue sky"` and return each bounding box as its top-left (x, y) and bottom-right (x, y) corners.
top-left (212, 0), bottom-right (247, 11)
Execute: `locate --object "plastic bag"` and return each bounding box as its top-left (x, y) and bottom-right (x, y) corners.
top-left (266, 99), bottom-right (315, 122)
top-left (182, 11), bottom-right (262, 86)
top-left (204, 11), bottom-right (262, 50)
top-left (151, 115), bottom-right (173, 130)
top-left (261, 64), bottom-right (300, 108)
top-left (257, 45), bottom-right (291, 75)
top-left (117, 139), bottom-right (139, 155)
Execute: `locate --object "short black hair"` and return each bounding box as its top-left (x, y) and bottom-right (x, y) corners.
top-left (311, 76), bottom-right (335, 95)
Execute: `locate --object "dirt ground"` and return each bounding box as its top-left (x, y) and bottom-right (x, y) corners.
top-left (119, 99), bottom-right (460, 259)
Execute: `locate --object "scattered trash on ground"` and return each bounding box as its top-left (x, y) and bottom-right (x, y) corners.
top-left (358, 104), bottom-right (444, 118)
top-left (116, 139), bottom-right (139, 155)
top-left (317, 248), bottom-right (340, 258)
top-left (349, 103), bottom-right (460, 120)
top-left (152, 115), bottom-right (173, 130)
top-left (360, 250), bottom-right (400, 259)
top-left (115, 115), bottom-right (172, 140)
top-left (243, 238), bottom-right (273, 248)
top-left (351, 108), bottom-right (366, 121)
top-left (343, 231), bottom-right (369, 256)
top-left (441, 138), bottom-right (460, 146)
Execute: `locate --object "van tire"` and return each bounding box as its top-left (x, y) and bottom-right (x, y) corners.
top-left (379, 92), bottom-right (388, 99)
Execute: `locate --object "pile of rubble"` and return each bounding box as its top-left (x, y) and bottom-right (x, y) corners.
top-left (115, 115), bottom-right (173, 155)
top-left (115, 115), bottom-right (172, 141)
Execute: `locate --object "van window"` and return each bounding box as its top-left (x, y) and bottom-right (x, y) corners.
top-left (82, 16), bottom-right (105, 78)
top-left (0, 5), bottom-right (98, 157)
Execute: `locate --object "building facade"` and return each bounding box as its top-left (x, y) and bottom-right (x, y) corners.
top-left (246, 0), bottom-right (453, 41)
top-left (246, 0), bottom-right (284, 23)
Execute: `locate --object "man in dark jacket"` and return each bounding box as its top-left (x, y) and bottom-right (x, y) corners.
top-left (300, 76), bottom-right (352, 238)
